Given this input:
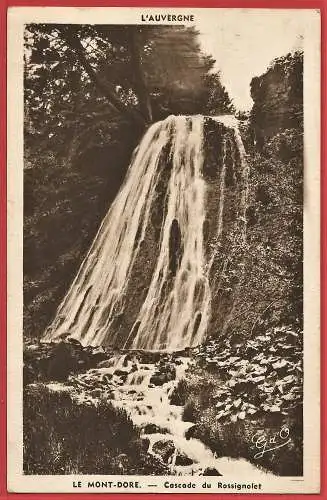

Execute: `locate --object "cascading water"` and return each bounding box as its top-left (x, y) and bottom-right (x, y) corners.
top-left (43, 114), bottom-right (248, 351)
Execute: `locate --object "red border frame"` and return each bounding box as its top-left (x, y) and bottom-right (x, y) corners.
top-left (0, 0), bottom-right (325, 498)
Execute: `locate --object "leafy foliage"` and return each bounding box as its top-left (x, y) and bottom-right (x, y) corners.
top-left (25, 24), bottom-right (234, 158)
top-left (173, 324), bottom-right (302, 476)
top-left (24, 122), bottom-right (136, 337)
top-left (195, 325), bottom-right (302, 422)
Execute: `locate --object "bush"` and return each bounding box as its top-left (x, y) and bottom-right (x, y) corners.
top-left (23, 383), bottom-right (168, 475)
top-left (182, 399), bottom-right (199, 423)
top-left (170, 378), bottom-right (188, 406)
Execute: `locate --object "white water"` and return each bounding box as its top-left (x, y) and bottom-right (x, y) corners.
top-left (44, 353), bottom-right (272, 478)
top-left (43, 114), bottom-right (248, 351)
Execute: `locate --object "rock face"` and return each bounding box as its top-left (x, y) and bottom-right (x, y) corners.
top-left (250, 51), bottom-right (303, 148)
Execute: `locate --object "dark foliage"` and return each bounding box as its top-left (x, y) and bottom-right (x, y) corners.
top-left (23, 383), bottom-right (168, 475)
top-left (23, 338), bottom-right (110, 385)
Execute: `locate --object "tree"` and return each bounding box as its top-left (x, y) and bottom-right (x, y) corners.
top-left (25, 24), bottom-right (235, 165)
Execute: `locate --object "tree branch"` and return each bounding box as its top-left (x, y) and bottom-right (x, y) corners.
top-left (64, 30), bottom-right (147, 129)
top-left (127, 26), bottom-right (152, 123)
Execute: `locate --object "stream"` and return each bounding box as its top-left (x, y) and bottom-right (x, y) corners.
top-left (48, 352), bottom-right (273, 477)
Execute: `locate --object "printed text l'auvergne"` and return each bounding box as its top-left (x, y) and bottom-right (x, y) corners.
top-left (141, 14), bottom-right (195, 22)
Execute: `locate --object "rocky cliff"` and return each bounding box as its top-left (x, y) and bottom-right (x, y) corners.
top-left (250, 51), bottom-right (303, 149)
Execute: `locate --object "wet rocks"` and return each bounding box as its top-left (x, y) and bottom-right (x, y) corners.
top-left (152, 440), bottom-right (175, 463)
top-left (150, 362), bottom-right (176, 386)
top-left (185, 424), bottom-right (199, 440)
top-left (102, 373), bottom-right (113, 383)
top-left (151, 440), bottom-right (193, 467)
top-left (175, 452), bottom-right (193, 466)
top-left (142, 423), bottom-right (168, 435)
top-left (90, 389), bottom-right (102, 398)
top-left (97, 359), bottom-right (115, 369)
top-left (114, 369), bottom-right (129, 382)
top-left (130, 350), bottom-right (162, 364)
top-left (203, 467), bottom-right (222, 476)
top-left (149, 374), bottom-right (168, 386)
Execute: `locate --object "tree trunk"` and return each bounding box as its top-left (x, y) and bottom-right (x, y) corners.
top-left (65, 30), bottom-right (147, 130)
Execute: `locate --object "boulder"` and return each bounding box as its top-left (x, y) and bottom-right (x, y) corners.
top-left (185, 424), bottom-right (199, 440)
top-left (87, 346), bottom-right (108, 365)
top-left (152, 439), bottom-right (175, 463)
top-left (123, 354), bottom-right (133, 366)
top-left (90, 388), bottom-right (102, 398)
top-left (149, 374), bottom-right (168, 386)
top-left (66, 337), bottom-right (82, 346)
top-left (150, 363), bottom-right (176, 386)
top-left (203, 467), bottom-right (223, 476)
top-left (175, 452), bottom-right (193, 466)
top-left (105, 390), bottom-right (115, 400)
top-left (142, 423), bottom-right (168, 435)
top-left (97, 359), bottom-right (115, 369)
top-left (114, 369), bottom-right (129, 382)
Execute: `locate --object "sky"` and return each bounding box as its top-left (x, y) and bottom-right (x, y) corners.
top-left (194, 10), bottom-right (306, 111)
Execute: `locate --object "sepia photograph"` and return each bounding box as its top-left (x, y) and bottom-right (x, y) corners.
top-left (6, 6), bottom-right (321, 494)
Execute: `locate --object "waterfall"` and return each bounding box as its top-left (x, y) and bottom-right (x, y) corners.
top-left (43, 115), bottom-right (248, 350)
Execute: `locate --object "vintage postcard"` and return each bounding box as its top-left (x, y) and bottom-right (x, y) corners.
top-left (7, 6), bottom-right (320, 494)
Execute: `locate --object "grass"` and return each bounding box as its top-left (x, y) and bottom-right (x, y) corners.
top-left (23, 383), bottom-right (168, 475)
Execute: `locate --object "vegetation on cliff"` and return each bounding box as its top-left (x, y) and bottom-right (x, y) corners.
top-left (212, 51), bottom-right (303, 342)
top-left (166, 51), bottom-right (304, 478)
